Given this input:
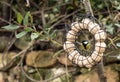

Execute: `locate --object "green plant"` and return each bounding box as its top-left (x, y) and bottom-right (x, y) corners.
top-left (2, 11), bottom-right (56, 41)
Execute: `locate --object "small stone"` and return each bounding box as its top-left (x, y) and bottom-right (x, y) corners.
top-left (14, 36), bottom-right (30, 50)
top-left (26, 51), bottom-right (57, 67)
top-left (0, 36), bottom-right (9, 52)
top-left (57, 53), bottom-right (73, 66)
top-left (0, 52), bottom-right (16, 68)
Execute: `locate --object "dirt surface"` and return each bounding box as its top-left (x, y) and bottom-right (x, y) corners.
top-left (75, 65), bottom-right (119, 82)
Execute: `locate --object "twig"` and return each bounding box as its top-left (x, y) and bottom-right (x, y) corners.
top-left (26, 0), bottom-right (30, 7)
top-left (108, 37), bottom-right (118, 49)
top-left (31, 2), bottom-right (71, 15)
top-left (9, 0), bottom-right (13, 23)
top-left (96, 59), bottom-right (107, 82)
top-left (104, 0), bottom-right (111, 18)
top-left (50, 10), bottom-right (79, 29)
top-left (0, 17), bottom-right (11, 24)
top-left (12, 41), bottom-right (33, 60)
top-left (41, 7), bottom-right (46, 28)
top-left (0, 1), bottom-right (17, 13)
top-left (65, 54), bottom-right (70, 82)
top-left (45, 69), bottom-right (76, 82)
top-left (2, 35), bottom-right (16, 68)
top-left (83, 0), bottom-right (94, 16)
top-left (113, 12), bottom-right (120, 22)
top-left (0, 41), bottom-right (33, 72)
top-left (47, 15), bottom-right (65, 26)
top-left (21, 59), bottom-right (76, 82)
top-left (2, 0), bottom-right (9, 20)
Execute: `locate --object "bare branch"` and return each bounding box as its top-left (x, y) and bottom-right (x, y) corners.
top-left (83, 0), bottom-right (107, 82)
top-left (83, 0), bottom-right (94, 16)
